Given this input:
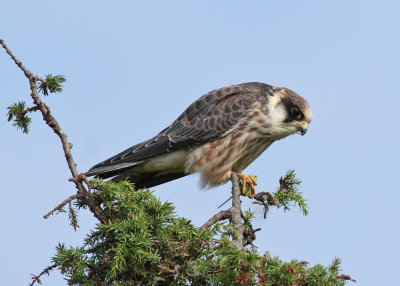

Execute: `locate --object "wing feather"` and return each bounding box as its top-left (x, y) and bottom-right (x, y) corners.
top-left (86, 82), bottom-right (271, 178)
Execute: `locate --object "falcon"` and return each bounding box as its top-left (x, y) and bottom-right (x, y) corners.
top-left (86, 82), bottom-right (312, 198)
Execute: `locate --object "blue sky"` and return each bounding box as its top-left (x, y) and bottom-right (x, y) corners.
top-left (1, 1), bottom-right (399, 285)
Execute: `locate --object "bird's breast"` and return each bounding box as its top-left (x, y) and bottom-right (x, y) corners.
top-left (185, 129), bottom-right (273, 187)
top-left (184, 103), bottom-right (290, 187)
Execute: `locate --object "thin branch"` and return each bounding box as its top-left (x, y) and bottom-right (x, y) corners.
top-left (30, 264), bottom-right (57, 286)
top-left (201, 210), bottom-right (231, 230)
top-left (217, 195), bottom-right (232, 209)
top-left (0, 39), bottom-right (32, 79)
top-left (337, 274), bottom-right (357, 283)
top-left (252, 191), bottom-right (281, 219)
top-left (69, 173), bottom-right (92, 191)
top-left (43, 193), bottom-right (80, 219)
top-left (17, 106), bottom-right (39, 119)
top-left (0, 39), bottom-right (106, 222)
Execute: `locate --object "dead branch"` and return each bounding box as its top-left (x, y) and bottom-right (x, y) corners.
top-left (252, 191), bottom-right (281, 219)
top-left (0, 39), bottom-right (106, 222)
top-left (337, 274), bottom-right (357, 282)
top-left (43, 193), bottom-right (81, 219)
top-left (201, 210), bottom-right (230, 230)
top-left (29, 264), bottom-right (57, 286)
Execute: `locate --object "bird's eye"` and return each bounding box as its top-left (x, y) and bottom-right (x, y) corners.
top-left (290, 107), bottom-right (303, 120)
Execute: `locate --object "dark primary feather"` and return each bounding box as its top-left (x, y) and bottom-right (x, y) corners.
top-left (113, 171), bottom-right (187, 189)
top-left (86, 82), bottom-right (272, 179)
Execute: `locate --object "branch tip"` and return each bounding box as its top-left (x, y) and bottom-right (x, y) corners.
top-left (1, 39), bottom-right (105, 222)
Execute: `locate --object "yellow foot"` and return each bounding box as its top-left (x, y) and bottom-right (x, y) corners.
top-left (237, 173), bottom-right (257, 199)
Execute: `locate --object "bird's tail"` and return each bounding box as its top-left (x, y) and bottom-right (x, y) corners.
top-left (112, 171), bottom-right (187, 189)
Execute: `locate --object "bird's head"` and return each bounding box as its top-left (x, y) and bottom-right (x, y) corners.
top-left (267, 87), bottom-right (313, 138)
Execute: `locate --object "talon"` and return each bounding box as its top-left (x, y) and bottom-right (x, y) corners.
top-left (237, 173), bottom-right (258, 199)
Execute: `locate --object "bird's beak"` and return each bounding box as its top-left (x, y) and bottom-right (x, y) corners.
top-left (297, 121), bottom-right (308, 136)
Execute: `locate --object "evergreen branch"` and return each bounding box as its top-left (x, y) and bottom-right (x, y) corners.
top-left (274, 170), bottom-right (309, 215)
top-left (220, 171), bottom-right (307, 220)
top-left (7, 101), bottom-right (24, 121)
top-left (43, 193), bottom-right (80, 219)
top-left (37, 74), bottom-right (66, 96)
top-left (68, 201), bottom-right (79, 231)
top-left (0, 39), bottom-right (106, 222)
top-left (252, 170), bottom-right (308, 217)
top-left (6, 101), bottom-right (33, 133)
top-left (48, 180), bottom-right (354, 285)
top-left (18, 106), bottom-right (40, 118)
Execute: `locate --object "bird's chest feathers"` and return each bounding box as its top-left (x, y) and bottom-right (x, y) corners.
top-left (185, 131), bottom-right (272, 188)
top-left (185, 102), bottom-right (293, 186)
top-left (186, 121), bottom-right (274, 175)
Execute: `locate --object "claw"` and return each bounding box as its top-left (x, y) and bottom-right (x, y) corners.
top-left (238, 173), bottom-right (258, 199)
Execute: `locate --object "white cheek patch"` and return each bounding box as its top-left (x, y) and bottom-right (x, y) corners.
top-left (266, 94), bottom-right (287, 127)
top-left (264, 92), bottom-right (299, 139)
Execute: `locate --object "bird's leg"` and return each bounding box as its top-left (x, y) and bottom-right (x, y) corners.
top-left (237, 172), bottom-right (258, 199)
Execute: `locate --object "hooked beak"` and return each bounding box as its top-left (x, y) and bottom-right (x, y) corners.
top-left (297, 121), bottom-right (308, 136)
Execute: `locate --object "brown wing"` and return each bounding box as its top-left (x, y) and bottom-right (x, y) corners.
top-left (86, 82), bottom-right (271, 178)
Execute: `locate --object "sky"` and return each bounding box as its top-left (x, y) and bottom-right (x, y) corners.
top-left (1, 1), bottom-right (399, 285)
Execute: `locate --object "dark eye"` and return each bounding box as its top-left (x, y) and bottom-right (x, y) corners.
top-left (290, 107), bottom-right (303, 120)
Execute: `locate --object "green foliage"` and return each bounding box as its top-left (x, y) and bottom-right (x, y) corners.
top-left (68, 204), bottom-right (79, 231)
top-left (263, 257), bottom-right (346, 286)
top-left (3, 46), bottom-right (351, 285)
top-left (6, 101), bottom-right (32, 134)
top-left (48, 180), bottom-right (351, 285)
top-left (274, 170), bottom-right (309, 215)
top-left (37, 74), bottom-right (66, 96)
top-left (53, 179), bottom-right (215, 285)
top-left (6, 74), bottom-right (66, 133)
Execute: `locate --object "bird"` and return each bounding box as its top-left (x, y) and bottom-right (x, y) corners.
top-left (86, 82), bottom-right (312, 198)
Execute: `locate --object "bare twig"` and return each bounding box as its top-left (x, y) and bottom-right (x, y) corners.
top-left (69, 173), bottom-right (92, 191)
top-left (217, 195), bottom-right (233, 209)
top-left (0, 39), bottom-right (105, 222)
top-left (252, 191), bottom-right (281, 219)
top-left (80, 173), bottom-right (92, 191)
top-left (201, 210), bottom-right (230, 230)
top-left (337, 274), bottom-right (357, 282)
top-left (30, 264), bottom-right (57, 286)
top-left (43, 193), bottom-right (80, 219)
